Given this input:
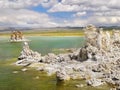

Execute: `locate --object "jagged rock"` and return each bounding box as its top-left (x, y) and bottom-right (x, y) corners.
top-left (15, 59), bottom-right (31, 66)
top-left (43, 64), bottom-right (59, 76)
top-left (105, 78), bottom-right (120, 88)
top-left (78, 46), bottom-right (88, 61)
top-left (56, 68), bottom-right (70, 81)
top-left (86, 78), bottom-right (104, 87)
top-left (16, 42), bottom-right (42, 66)
top-left (41, 53), bottom-right (58, 63)
top-left (15, 25), bottom-right (120, 88)
top-left (70, 72), bottom-right (82, 80)
top-left (57, 53), bottom-right (71, 62)
top-left (10, 31), bottom-right (30, 42)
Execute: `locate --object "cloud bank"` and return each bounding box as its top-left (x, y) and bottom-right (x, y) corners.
top-left (0, 0), bottom-right (119, 28)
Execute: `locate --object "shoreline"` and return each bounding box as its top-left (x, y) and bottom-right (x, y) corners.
top-left (0, 31), bottom-right (84, 37)
top-left (0, 35), bottom-right (84, 37)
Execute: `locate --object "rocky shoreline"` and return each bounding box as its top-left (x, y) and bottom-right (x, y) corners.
top-left (15, 25), bottom-right (120, 90)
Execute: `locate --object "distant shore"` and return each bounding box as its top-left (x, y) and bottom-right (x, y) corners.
top-left (0, 30), bottom-right (84, 36)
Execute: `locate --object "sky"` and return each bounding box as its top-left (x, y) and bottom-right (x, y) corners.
top-left (0, 0), bottom-right (120, 28)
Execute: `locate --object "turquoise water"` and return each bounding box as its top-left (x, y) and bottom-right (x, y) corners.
top-left (0, 36), bottom-right (110, 90)
top-left (28, 36), bottom-right (85, 55)
top-left (0, 36), bottom-right (85, 59)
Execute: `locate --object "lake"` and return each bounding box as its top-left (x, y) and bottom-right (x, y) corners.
top-left (0, 36), bottom-right (110, 90)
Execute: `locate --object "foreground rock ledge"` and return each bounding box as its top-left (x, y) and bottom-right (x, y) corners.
top-left (15, 25), bottom-right (120, 90)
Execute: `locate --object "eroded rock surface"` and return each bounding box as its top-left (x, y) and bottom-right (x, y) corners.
top-left (15, 25), bottom-right (120, 89)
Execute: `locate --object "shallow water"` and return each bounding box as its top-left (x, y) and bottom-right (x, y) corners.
top-left (0, 36), bottom-right (110, 90)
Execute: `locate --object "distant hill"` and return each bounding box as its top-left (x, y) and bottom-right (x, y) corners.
top-left (99, 26), bottom-right (120, 30)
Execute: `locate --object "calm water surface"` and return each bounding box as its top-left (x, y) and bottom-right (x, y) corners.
top-left (0, 36), bottom-right (110, 90)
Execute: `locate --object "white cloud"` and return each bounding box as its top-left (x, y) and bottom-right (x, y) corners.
top-left (0, 0), bottom-right (43, 8)
top-left (48, 0), bottom-right (120, 12)
top-left (0, 0), bottom-right (60, 9)
top-left (92, 16), bottom-right (118, 26)
top-left (0, 9), bottom-right (58, 27)
top-left (94, 11), bottom-right (120, 16)
top-left (0, 0), bottom-right (120, 28)
top-left (48, 3), bottom-right (80, 12)
top-left (41, 0), bottom-right (59, 8)
top-left (56, 19), bottom-right (87, 27)
top-left (48, 0), bottom-right (113, 12)
top-left (73, 12), bottom-right (87, 17)
top-left (56, 15), bottom-right (120, 27)
top-left (47, 0), bottom-right (120, 26)
top-left (84, 16), bottom-right (120, 26)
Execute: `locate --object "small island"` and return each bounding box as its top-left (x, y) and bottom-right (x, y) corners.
top-left (10, 31), bottom-right (29, 42)
top-left (15, 25), bottom-right (120, 90)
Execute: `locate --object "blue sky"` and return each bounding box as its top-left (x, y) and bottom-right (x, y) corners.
top-left (31, 5), bottom-right (74, 19)
top-left (0, 0), bottom-right (119, 28)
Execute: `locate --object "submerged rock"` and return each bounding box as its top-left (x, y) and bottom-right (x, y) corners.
top-left (75, 84), bottom-right (84, 88)
top-left (21, 68), bottom-right (27, 72)
top-left (35, 76), bottom-right (40, 79)
top-left (12, 71), bottom-right (19, 74)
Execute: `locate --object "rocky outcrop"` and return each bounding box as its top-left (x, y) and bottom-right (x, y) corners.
top-left (10, 31), bottom-right (29, 42)
top-left (86, 78), bottom-right (104, 87)
top-left (16, 42), bottom-right (42, 66)
top-left (15, 25), bottom-right (120, 89)
top-left (56, 68), bottom-right (70, 81)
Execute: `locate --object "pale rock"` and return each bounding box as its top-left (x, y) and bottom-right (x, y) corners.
top-left (76, 84), bottom-right (84, 88)
top-left (86, 78), bottom-right (104, 87)
top-left (35, 76), bottom-right (40, 79)
top-left (21, 68), bottom-right (27, 72)
top-left (12, 71), bottom-right (19, 74)
top-left (56, 68), bottom-right (70, 81)
top-left (15, 25), bottom-right (120, 89)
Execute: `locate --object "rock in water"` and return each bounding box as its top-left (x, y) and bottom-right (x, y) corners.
top-left (21, 68), bottom-right (27, 72)
top-left (86, 78), bottom-right (104, 87)
top-left (56, 68), bottom-right (70, 81)
top-left (12, 71), bottom-right (19, 74)
top-left (15, 25), bottom-right (120, 89)
top-left (10, 31), bottom-right (29, 42)
top-left (16, 42), bottom-right (42, 66)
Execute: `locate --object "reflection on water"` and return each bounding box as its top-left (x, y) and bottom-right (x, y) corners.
top-left (0, 36), bottom-right (110, 90)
